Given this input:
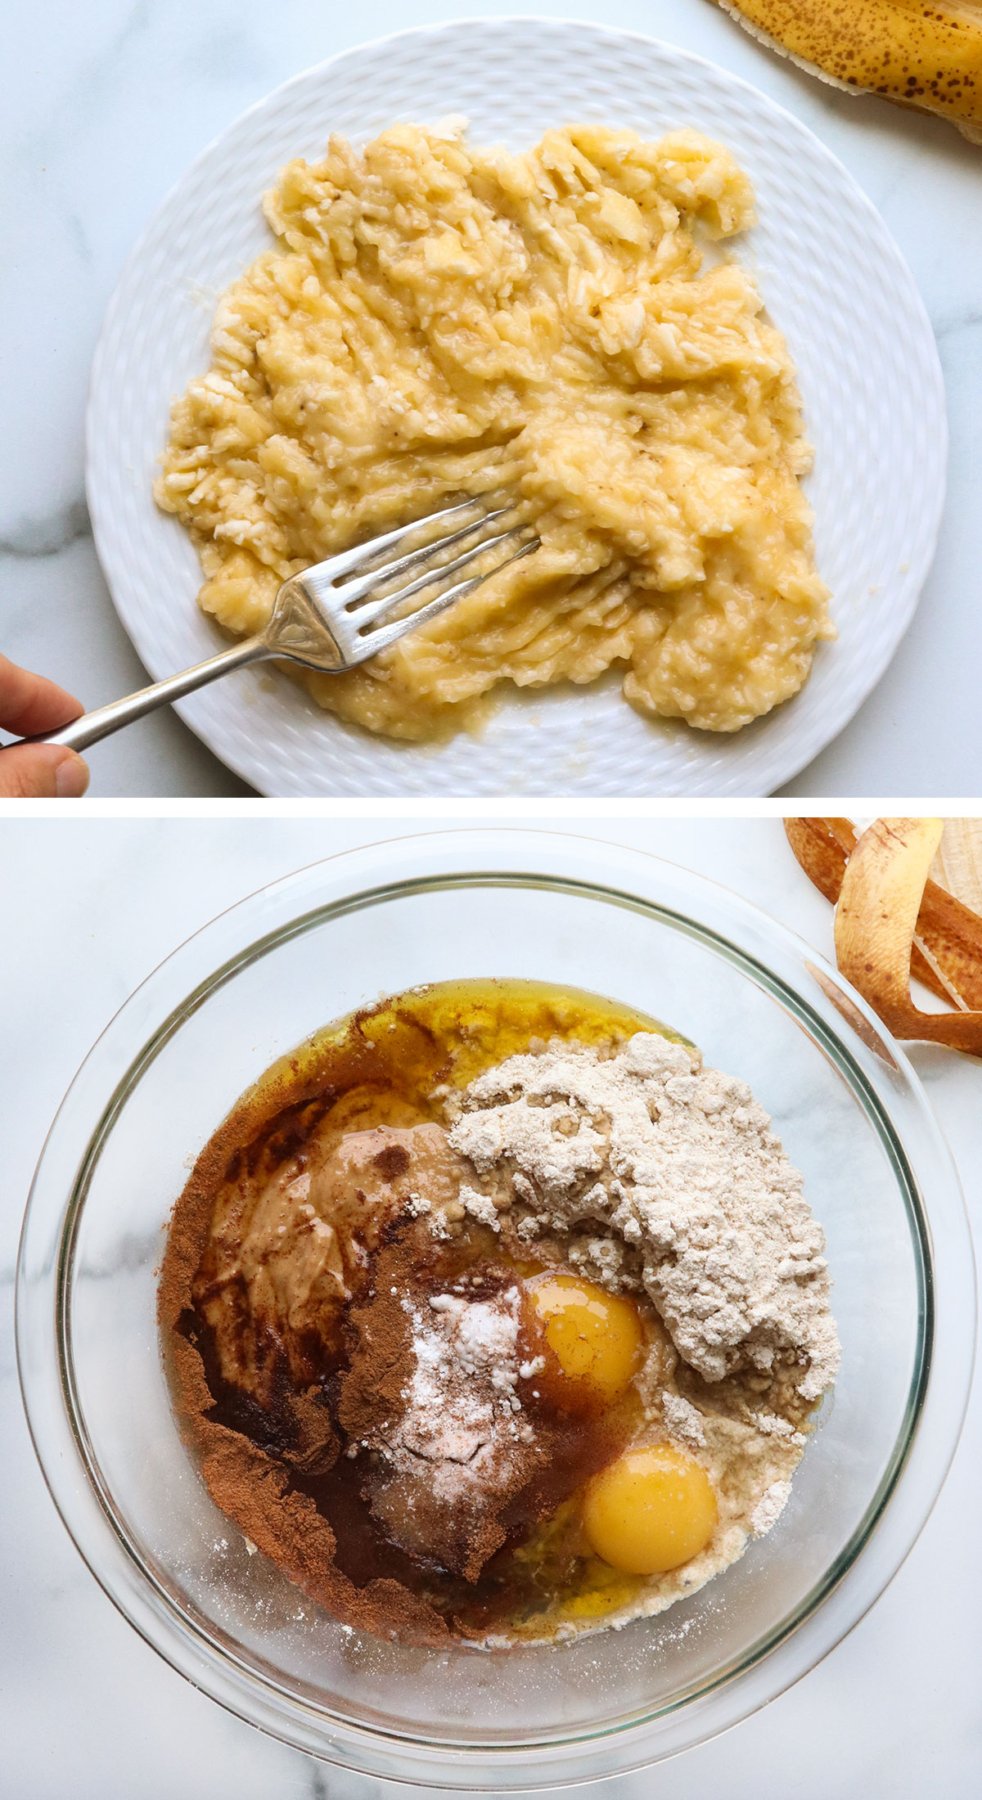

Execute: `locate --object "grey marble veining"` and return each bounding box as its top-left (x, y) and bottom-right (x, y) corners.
top-left (3, 0), bottom-right (981, 795)
top-left (933, 305), bottom-right (982, 342)
top-left (2, 819), bottom-right (980, 1797)
top-left (0, 498), bottom-right (91, 561)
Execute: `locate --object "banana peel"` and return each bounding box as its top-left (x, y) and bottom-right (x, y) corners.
top-left (716, 2), bottom-right (982, 142)
top-left (787, 817), bottom-right (982, 1053)
top-left (784, 816), bottom-right (982, 1006)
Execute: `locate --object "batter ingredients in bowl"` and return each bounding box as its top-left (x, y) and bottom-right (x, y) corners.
top-left (160, 981), bottom-right (840, 1647)
top-left (157, 123), bottom-right (831, 743)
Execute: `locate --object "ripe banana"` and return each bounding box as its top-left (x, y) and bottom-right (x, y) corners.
top-left (716, 2), bottom-right (982, 140)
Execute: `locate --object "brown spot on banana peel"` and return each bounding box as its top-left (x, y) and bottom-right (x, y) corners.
top-left (715, 2), bottom-right (982, 142)
top-left (834, 818), bottom-right (982, 1054)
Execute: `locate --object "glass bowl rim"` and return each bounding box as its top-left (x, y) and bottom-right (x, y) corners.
top-left (15, 828), bottom-right (976, 1787)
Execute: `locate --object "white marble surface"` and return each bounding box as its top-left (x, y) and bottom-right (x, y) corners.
top-left (1, 816), bottom-right (980, 1796)
top-left (2, 0), bottom-right (980, 797)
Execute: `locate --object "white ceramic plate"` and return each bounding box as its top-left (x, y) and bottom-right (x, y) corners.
top-left (86, 18), bottom-right (946, 797)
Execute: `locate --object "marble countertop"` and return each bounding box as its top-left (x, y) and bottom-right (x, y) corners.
top-left (1, 816), bottom-right (980, 1796)
top-left (3, 0), bottom-right (981, 797)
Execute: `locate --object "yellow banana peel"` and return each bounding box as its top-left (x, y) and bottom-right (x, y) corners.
top-left (716, 2), bottom-right (982, 141)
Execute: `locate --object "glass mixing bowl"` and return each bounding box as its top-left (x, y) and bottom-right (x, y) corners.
top-left (17, 831), bottom-right (975, 1788)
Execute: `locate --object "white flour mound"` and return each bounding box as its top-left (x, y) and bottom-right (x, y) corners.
top-left (449, 1032), bottom-right (839, 1402)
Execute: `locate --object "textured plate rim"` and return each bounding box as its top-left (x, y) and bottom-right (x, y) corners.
top-left (85, 14), bottom-right (948, 797)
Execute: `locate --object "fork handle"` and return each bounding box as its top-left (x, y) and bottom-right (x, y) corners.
top-left (23, 637), bottom-right (268, 753)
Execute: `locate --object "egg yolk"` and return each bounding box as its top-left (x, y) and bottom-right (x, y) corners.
top-left (581, 1445), bottom-right (718, 1575)
top-left (529, 1274), bottom-right (642, 1401)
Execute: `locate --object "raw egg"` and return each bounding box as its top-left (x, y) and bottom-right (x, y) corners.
top-left (582, 1444), bottom-right (717, 1575)
top-left (529, 1273), bottom-right (642, 1401)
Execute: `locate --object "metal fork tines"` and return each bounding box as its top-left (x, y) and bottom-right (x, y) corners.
top-left (24, 495), bottom-right (539, 756)
top-left (301, 497), bottom-right (539, 666)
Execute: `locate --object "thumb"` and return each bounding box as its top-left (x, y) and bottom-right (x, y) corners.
top-left (0, 742), bottom-right (90, 799)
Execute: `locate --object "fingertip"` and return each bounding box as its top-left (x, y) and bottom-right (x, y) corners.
top-left (0, 743), bottom-right (90, 800)
top-left (54, 751), bottom-right (90, 798)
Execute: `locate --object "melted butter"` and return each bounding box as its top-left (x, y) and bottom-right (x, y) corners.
top-left (268, 976), bottom-right (685, 1106)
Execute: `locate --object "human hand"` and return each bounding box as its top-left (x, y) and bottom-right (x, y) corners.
top-left (0, 657), bottom-right (90, 798)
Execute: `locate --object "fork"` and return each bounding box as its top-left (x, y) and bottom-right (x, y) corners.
top-left (26, 497), bottom-right (537, 753)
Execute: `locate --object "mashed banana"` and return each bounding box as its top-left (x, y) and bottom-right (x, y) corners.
top-left (157, 122), bottom-right (832, 741)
